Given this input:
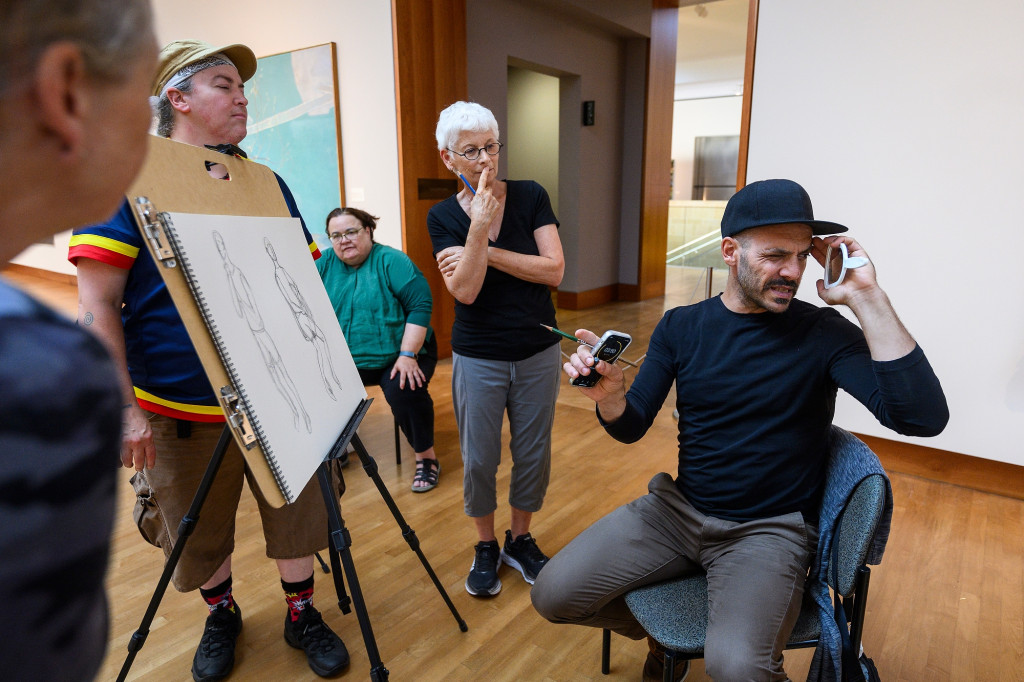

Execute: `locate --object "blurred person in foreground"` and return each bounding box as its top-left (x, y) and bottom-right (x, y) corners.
top-left (0, 0), bottom-right (157, 679)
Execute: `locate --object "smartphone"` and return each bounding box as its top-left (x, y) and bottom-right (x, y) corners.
top-left (570, 330), bottom-right (632, 388)
top-left (823, 241), bottom-right (868, 289)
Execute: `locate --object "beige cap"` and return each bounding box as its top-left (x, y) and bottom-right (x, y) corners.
top-left (151, 39), bottom-right (257, 97)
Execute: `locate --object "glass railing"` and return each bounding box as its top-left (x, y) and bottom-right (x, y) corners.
top-left (666, 230), bottom-right (722, 267)
top-left (667, 200), bottom-right (726, 269)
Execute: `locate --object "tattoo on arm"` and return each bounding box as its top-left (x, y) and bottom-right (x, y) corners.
top-left (82, 311), bottom-right (94, 326)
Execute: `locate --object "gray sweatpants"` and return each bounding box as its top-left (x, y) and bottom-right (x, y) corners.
top-left (452, 344), bottom-right (561, 517)
top-left (531, 472), bottom-right (818, 682)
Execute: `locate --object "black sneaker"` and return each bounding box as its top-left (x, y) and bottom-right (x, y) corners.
top-left (500, 530), bottom-right (549, 584)
top-left (191, 605), bottom-right (243, 682)
top-left (284, 606), bottom-right (350, 677)
top-left (465, 540), bottom-right (502, 597)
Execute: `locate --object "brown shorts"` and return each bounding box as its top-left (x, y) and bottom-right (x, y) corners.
top-left (131, 412), bottom-right (342, 592)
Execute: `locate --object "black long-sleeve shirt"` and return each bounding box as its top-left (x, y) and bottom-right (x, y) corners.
top-left (603, 296), bottom-right (948, 522)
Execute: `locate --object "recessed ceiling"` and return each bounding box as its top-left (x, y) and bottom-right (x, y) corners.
top-left (676, 0), bottom-right (748, 99)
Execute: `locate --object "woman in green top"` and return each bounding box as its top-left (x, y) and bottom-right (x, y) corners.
top-left (317, 207), bottom-right (440, 492)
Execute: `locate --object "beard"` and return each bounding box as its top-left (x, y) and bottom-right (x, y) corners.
top-left (736, 252), bottom-right (800, 313)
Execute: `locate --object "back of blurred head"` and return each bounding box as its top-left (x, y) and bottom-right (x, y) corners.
top-left (0, 0), bottom-right (156, 261)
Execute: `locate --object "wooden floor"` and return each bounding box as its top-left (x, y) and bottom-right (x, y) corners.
top-left (3, 267), bottom-right (1022, 682)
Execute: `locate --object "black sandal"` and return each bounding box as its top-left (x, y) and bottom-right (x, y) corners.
top-left (411, 458), bottom-right (440, 493)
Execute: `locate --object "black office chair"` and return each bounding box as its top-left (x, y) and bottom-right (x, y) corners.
top-left (600, 460), bottom-right (886, 680)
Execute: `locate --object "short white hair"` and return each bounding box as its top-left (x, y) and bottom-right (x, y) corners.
top-left (435, 101), bottom-right (499, 151)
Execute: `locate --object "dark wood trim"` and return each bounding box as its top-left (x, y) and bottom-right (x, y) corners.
top-left (736, 0), bottom-right (759, 189)
top-left (2, 264), bottom-right (77, 286)
top-left (556, 284), bottom-right (617, 310)
top-left (391, 0), bottom-right (467, 358)
top-left (634, 1), bottom-right (679, 302)
top-left (857, 433), bottom-right (1024, 501)
top-left (329, 41), bottom-right (347, 207)
top-left (617, 282), bottom-right (641, 302)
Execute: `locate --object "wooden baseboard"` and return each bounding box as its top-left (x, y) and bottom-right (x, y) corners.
top-left (556, 284), bottom-right (617, 310)
top-left (617, 282), bottom-right (641, 301)
top-left (856, 432), bottom-right (1024, 500)
top-left (2, 263), bottom-right (77, 286)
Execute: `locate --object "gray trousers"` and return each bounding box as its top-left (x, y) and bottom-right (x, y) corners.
top-left (452, 344), bottom-right (560, 517)
top-left (531, 472), bottom-right (818, 682)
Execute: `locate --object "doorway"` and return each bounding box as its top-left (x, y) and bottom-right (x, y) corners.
top-left (506, 65), bottom-right (560, 215)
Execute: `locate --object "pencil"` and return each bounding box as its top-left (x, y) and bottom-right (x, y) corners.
top-left (459, 173), bottom-right (476, 195)
top-left (539, 323), bottom-right (587, 345)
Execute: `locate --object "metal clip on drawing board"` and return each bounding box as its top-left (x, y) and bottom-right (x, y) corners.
top-left (134, 196), bottom-right (177, 268)
top-left (217, 386), bottom-right (258, 450)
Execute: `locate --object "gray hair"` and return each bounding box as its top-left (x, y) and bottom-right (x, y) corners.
top-left (435, 101), bottom-right (499, 151)
top-left (154, 55), bottom-right (232, 138)
top-left (0, 0), bottom-right (154, 99)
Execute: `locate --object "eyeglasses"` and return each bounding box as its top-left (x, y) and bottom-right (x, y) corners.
top-left (823, 242), bottom-right (869, 289)
top-left (447, 142), bottom-right (504, 161)
top-left (328, 226), bottom-right (365, 242)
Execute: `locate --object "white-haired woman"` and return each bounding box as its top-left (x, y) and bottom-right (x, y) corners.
top-left (428, 101), bottom-right (564, 598)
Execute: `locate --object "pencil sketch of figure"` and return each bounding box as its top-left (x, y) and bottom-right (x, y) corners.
top-left (213, 231), bottom-right (311, 433)
top-left (265, 237), bottom-right (343, 401)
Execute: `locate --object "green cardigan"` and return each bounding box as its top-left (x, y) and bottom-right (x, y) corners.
top-left (317, 243), bottom-right (433, 369)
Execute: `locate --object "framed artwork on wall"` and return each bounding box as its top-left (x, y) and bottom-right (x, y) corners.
top-left (245, 42), bottom-right (345, 252)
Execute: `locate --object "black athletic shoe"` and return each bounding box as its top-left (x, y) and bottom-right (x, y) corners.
top-left (500, 530), bottom-right (549, 584)
top-left (191, 605), bottom-right (242, 682)
top-left (284, 606), bottom-right (350, 677)
top-left (465, 540), bottom-right (502, 597)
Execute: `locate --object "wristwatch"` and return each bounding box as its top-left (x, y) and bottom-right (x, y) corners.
top-left (399, 350), bottom-right (417, 358)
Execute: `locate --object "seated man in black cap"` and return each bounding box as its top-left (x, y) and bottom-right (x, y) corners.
top-left (531, 179), bottom-right (949, 682)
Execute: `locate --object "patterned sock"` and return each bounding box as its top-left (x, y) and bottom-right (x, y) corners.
top-left (282, 575), bottom-right (315, 623)
top-left (199, 575), bottom-right (237, 614)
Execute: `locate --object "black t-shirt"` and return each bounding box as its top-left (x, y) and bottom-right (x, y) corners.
top-left (603, 296), bottom-right (948, 522)
top-left (427, 179), bottom-right (560, 360)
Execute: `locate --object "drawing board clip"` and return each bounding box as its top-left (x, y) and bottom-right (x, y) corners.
top-left (134, 196), bottom-right (177, 268)
top-left (218, 385), bottom-right (258, 450)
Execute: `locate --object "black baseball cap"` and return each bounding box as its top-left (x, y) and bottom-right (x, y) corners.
top-left (721, 179), bottom-right (848, 239)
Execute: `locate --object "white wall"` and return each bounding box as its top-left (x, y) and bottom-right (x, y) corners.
top-left (671, 95), bottom-right (743, 200)
top-left (748, 0), bottom-right (1024, 465)
top-left (12, 0), bottom-right (401, 273)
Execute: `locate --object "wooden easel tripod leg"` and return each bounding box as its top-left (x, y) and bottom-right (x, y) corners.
top-left (116, 425), bottom-right (233, 682)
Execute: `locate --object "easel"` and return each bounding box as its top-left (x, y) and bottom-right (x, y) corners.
top-left (117, 397), bottom-right (467, 682)
top-left (117, 137), bottom-right (466, 680)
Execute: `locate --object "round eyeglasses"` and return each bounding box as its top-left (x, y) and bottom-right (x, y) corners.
top-left (447, 142), bottom-right (504, 161)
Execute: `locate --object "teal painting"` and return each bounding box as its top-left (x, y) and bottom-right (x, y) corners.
top-left (245, 43), bottom-right (343, 253)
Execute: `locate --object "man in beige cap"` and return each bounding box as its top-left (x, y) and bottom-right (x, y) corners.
top-left (1, 2), bottom-right (156, 679)
top-left (71, 40), bottom-right (349, 682)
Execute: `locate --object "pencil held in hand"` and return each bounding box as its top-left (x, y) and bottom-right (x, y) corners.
top-left (540, 324), bottom-right (588, 346)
